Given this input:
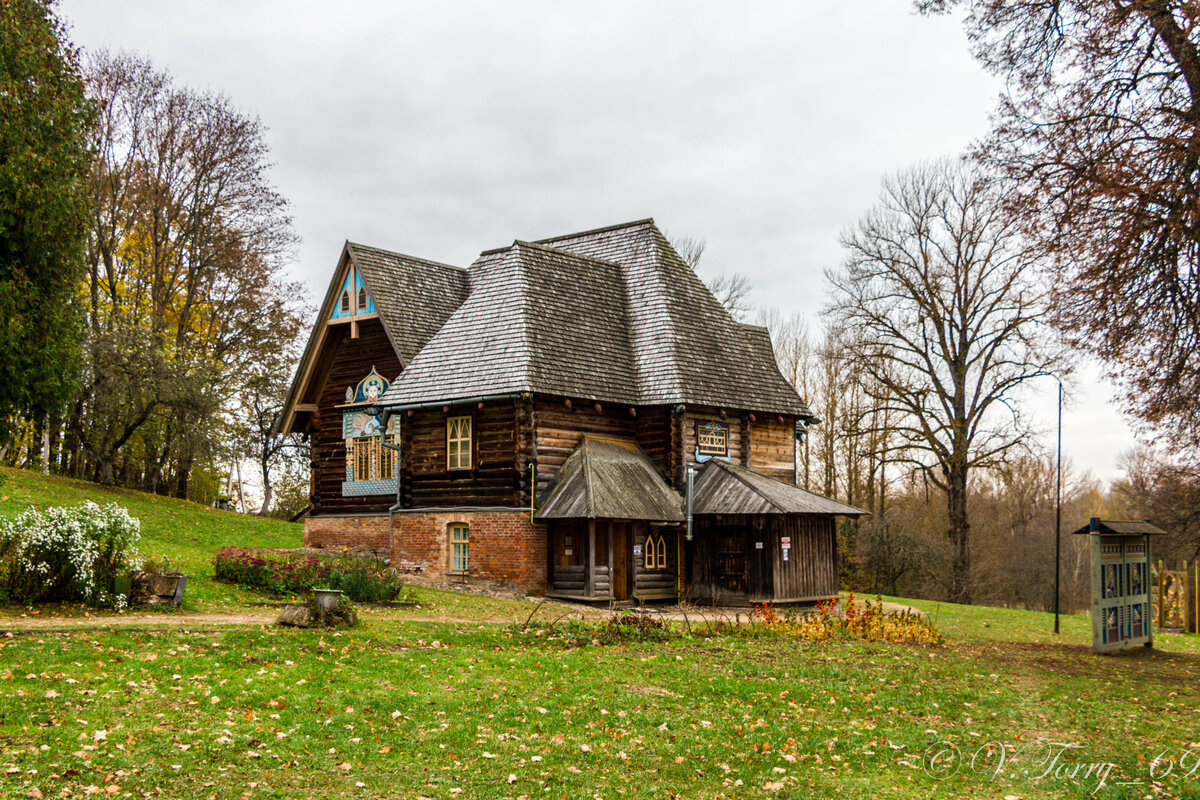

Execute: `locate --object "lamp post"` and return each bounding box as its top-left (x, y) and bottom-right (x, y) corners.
top-left (1054, 378), bottom-right (1062, 635)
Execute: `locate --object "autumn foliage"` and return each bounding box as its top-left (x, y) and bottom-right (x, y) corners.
top-left (750, 594), bottom-right (944, 646)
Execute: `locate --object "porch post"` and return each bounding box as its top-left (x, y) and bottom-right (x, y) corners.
top-left (607, 521), bottom-right (614, 578)
top-left (586, 519), bottom-right (596, 597)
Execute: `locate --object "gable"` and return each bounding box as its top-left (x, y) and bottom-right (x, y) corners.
top-left (277, 243), bottom-right (467, 435)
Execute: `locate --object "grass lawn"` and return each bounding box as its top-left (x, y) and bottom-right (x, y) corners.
top-left (1, 468), bottom-right (1199, 798)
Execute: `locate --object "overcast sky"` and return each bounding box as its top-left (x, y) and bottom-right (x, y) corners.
top-left (57, 0), bottom-right (1142, 485)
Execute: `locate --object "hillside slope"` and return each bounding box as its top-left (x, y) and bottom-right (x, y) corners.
top-left (0, 466), bottom-right (303, 610)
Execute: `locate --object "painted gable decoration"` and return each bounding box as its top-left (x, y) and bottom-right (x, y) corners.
top-left (330, 264), bottom-right (376, 320)
top-left (342, 368), bottom-right (394, 439)
top-left (349, 366), bottom-right (389, 406)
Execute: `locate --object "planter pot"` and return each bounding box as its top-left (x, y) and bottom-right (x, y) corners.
top-left (133, 573), bottom-right (187, 607)
top-left (111, 575), bottom-right (132, 597)
top-left (314, 589), bottom-right (343, 611)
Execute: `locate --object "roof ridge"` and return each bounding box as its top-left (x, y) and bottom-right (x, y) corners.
top-left (634, 229), bottom-right (686, 404)
top-left (346, 241), bottom-right (465, 272)
top-left (533, 218), bottom-right (656, 244)
top-left (514, 246), bottom-right (536, 396)
top-left (512, 239), bottom-right (628, 271)
top-left (712, 460), bottom-right (787, 514)
top-left (581, 439), bottom-right (596, 518)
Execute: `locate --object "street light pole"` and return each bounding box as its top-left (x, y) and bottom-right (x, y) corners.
top-left (1055, 379), bottom-right (1062, 634)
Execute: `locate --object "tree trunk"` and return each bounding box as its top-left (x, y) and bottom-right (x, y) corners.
top-left (175, 454), bottom-right (192, 500)
top-left (257, 452), bottom-right (274, 516)
top-left (947, 464), bottom-right (971, 605)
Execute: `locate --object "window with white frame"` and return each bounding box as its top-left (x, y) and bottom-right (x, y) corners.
top-left (449, 524), bottom-right (469, 573)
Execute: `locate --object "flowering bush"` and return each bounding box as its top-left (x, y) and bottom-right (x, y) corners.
top-left (749, 593), bottom-right (944, 646)
top-left (213, 547), bottom-right (408, 602)
top-left (0, 502), bottom-right (142, 609)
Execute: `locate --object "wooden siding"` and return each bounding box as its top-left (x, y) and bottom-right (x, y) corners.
top-left (749, 415), bottom-right (796, 483)
top-left (310, 320), bottom-right (403, 516)
top-left (400, 399), bottom-right (522, 508)
top-left (686, 514), bottom-right (837, 604)
top-left (533, 398), bottom-right (637, 498)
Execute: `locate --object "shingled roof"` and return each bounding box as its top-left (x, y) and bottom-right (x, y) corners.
top-left (535, 437), bottom-right (685, 521)
top-left (692, 459), bottom-right (868, 516)
top-left (347, 243), bottom-right (468, 363)
top-left (380, 219), bottom-right (813, 417)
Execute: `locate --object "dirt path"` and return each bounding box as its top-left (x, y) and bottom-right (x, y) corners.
top-left (0, 611), bottom-right (277, 633)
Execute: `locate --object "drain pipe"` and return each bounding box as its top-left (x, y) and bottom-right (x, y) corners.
top-left (686, 466), bottom-right (694, 541)
top-left (379, 408), bottom-right (402, 565)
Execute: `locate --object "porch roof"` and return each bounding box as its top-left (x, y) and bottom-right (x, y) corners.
top-left (535, 436), bottom-right (685, 522)
top-left (1069, 519), bottom-right (1167, 536)
top-left (692, 459), bottom-right (868, 516)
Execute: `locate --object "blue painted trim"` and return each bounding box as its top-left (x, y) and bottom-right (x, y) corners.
top-left (342, 479), bottom-right (398, 497)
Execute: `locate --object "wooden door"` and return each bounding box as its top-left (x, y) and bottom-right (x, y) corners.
top-left (747, 524), bottom-right (773, 602)
top-left (612, 523), bottom-right (629, 600)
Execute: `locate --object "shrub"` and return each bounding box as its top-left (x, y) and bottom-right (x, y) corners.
top-left (510, 610), bottom-right (678, 647)
top-left (212, 547), bottom-right (410, 602)
top-left (749, 594), bottom-right (944, 646)
top-left (0, 502), bottom-right (142, 609)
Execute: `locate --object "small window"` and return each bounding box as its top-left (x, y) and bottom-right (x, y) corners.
top-left (698, 422), bottom-right (727, 456)
top-left (449, 524), bottom-right (469, 574)
top-left (447, 416), bottom-right (472, 470)
top-left (340, 290), bottom-right (351, 313)
top-left (644, 534), bottom-right (669, 570)
top-left (357, 286), bottom-right (368, 310)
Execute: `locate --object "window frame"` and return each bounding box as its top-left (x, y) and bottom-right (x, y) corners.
top-left (449, 523), bottom-right (470, 574)
top-left (339, 289), bottom-right (351, 313)
top-left (357, 286), bottom-right (368, 310)
top-left (446, 415), bottom-right (473, 471)
top-left (697, 421), bottom-right (728, 457)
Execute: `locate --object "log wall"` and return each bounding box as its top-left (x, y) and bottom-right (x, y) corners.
top-left (400, 399), bottom-right (523, 508)
top-left (310, 320), bottom-right (403, 516)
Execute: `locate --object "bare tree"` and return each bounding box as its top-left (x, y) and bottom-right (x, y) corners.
top-left (706, 273), bottom-right (754, 321)
top-left (920, 0), bottom-right (1200, 451)
top-left (825, 160), bottom-right (1063, 605)
top-left (668, 232), bottom-right (754, 320)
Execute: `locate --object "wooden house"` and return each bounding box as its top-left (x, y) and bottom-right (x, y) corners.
top-left (278, 219), bottom-right (865, 604)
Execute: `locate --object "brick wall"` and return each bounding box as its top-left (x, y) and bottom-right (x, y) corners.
top-left (392, 510), bottom-right (547, 593)
top-left (304, 514), bottom-right (390, 555)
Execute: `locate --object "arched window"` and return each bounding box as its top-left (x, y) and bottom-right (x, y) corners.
top-left (644, 534), bottom-right (669, 570)
top-left (357, 286), bottom-right (368, 310)
top-left (449, 524), bottom-right (469, 574)
top-left (340, 290), bottom-right (351, 313)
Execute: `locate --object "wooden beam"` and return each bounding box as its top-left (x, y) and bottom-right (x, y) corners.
top-left (607, 520), bottom-right (614, 574)
top-left (350, 319), bottom-right (359, 339)
top-left (586, 520), bottom-right (596, 597)
top-left (294, 403), bottom-right (318, 413)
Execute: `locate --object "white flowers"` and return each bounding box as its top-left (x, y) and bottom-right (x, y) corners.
top-left (0, 501), bottom-right (142, 608)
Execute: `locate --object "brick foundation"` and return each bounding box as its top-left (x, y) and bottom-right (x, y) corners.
top-left (392, 510), bottom-right (547, 593)
top-left (303, 514), bottom-right (390, 556)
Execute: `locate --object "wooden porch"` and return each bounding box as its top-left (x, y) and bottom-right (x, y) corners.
top-left (545, 519), bottom-right (683, 604)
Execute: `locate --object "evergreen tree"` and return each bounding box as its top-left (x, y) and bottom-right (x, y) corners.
top-left (0, 0), bottom-right (91, 440)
